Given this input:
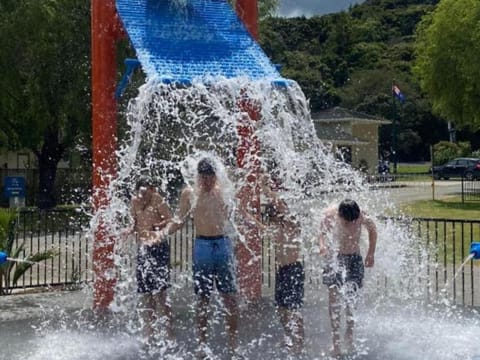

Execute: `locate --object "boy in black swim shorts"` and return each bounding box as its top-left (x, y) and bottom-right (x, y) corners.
top-left (319, 199), bottom-right (377, 357)
top-left (264, 194), bottom-right (305, 355)
top-left (322, 253), bottom-right (365, 291)
top-left (130, 177), bottom-right (173, 345)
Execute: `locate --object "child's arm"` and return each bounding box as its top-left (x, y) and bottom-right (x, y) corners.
top-left (363, 213), bottom-right (377, 267)
top-left (153, 187), bottom-right (192, 242)
top-left (167, 187), bottom-right (192, 234)
top-left (153, 195), bottom-right (173, 230)
top-left (319, 211), bottom-right (333, 256)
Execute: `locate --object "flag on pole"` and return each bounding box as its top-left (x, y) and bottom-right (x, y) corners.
top-left (392, 84), bottom-right (405, 103)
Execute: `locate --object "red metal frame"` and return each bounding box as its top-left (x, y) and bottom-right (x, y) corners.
top-left (235, 0), bottom-right (262, 302)
top-left (235, 95), bottom-right (262, 302)
top-left (236, 0), bottom-right (259, 40)
top-left (91, 0), bottom-right (260, 308)
top-left (91, 0), bottom-right (124, 309)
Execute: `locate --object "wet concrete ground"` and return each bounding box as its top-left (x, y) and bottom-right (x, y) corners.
top-left (1, 286), bottom-right (479, 360)
top-left (0, 287), bottom-right (367, 360)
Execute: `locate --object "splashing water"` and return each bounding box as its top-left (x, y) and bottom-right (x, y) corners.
top-left (3, 76), bottom-right (480, 360)
top-left (439, 253), bottom-right (477, 294)
top-left (452, 253), bottom-right (475, 283)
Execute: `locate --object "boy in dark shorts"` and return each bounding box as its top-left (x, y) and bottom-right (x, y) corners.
top-left (130, 177), bottom-right (173, 345)
top-left (264, 195), bottom-right (305, 355)
top-left (319, 199), bottom-right (377, 358)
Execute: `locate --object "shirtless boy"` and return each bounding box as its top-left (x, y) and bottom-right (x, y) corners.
top-left (130, 178), bottom-right (173, 345)
top-left (160, 158), bottom-right (239, 358)
top-left (319, 199), bottom-right (377, 357)
top-left (264, 195), bottom-right (305, 355)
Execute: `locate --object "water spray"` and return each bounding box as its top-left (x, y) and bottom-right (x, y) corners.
top-left (446, 242), bottom-right (480, 286)
top-left (0, 251), bottom-right (37, 265)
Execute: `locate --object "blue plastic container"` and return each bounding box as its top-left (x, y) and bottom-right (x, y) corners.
top-left (0, 251), bottom-right (7, 265)
top-left (470, 242), bottom-right (480, 260)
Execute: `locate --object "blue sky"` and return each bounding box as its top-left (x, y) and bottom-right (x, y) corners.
top-left (278, 0), bottom-right (366, 18)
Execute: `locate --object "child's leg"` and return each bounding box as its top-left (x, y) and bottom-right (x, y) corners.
top-left (277, 306), bottom-right (293, 348)
top-left (221, 292), bottom-right (239, 352)
top-left (290, 309), bottom-right (305, 353)
top-left (153, 289), bottom-right (173, 340)
top-left (345, 305), bottom-right (355, 352)
top-left (328, 286), bottom-right (342, 356)
top-left (139, 294), bottom-right (156, 344)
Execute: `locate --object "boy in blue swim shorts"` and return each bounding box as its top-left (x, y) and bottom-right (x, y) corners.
top-left (193, 235), bottom-right (237, 297)
top-left (161, 158), bottom-right (239, 359)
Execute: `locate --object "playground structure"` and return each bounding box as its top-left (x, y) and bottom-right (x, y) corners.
top-left (91, 0), bottom-right (286, 309)
top-left (1, 3), bottom-right (480, 353)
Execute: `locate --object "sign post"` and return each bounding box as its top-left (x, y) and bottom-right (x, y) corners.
top-left (4, 176), bottom-right (26, 208)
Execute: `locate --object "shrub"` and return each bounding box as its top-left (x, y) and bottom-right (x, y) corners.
top-left (471, 149), bottom-right (480, 158)
top-left (433, 141), bottom-right (456, 165)
top-left (0, 209), bottom-right (57, 295)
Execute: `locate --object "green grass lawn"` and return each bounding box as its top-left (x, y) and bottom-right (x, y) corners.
top-left (400, 196), bottom-right (480, 220)
top-left (393, 163), bottom-right (432, 181)
top-left (397, 163), bottom-right (430, 174)
top-left (398, 197), bottom-right (480, 264)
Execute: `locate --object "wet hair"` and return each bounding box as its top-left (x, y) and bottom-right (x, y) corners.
top-left (265, 202), bottom-right (279, 219)
top-left (197, 158), bottom-right (216, 176)
top-left (338, 199), bottom-right (360, 222)
top-left (265, 200), bottom-right (287, 221)
top-left (135, 176), bottom-right (153, 191)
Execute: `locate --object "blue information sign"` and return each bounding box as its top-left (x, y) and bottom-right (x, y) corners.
top-left (4, 176), bottom-right (26, 198)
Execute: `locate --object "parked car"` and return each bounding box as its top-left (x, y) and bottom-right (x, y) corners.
top-left (432, 157), bottom-right (480, 180)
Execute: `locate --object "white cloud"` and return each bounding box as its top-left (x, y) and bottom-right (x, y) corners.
top-left (278, 0), bottom-right (365, 18)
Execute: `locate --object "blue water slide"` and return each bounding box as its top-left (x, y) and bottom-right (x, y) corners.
top-left (115, 0), bottom-right (284, 82)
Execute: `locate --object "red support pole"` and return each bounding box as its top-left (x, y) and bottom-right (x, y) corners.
top-left (91, 0), bottom-right (123, 310)
top-left (235, 1), bottom-right (261, 302)
top-left (236, 95), bottom-right (262, 302)
top-left (235, 0), bottom-right (259, 40)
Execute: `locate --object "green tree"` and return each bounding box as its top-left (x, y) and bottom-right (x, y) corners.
top-left (258, 0), bottom-right (280, 19)
top-left (0, 0), bottom-right (91, 208)
top-left (259, 0), bottom-right (463, 161)
top-left (433, 140), bottom-right (471, 165)
top-left (414, 0), bottom-right (480, 130)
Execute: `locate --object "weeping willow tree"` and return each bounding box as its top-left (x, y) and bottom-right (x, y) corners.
top-left (0, 0), bottom-right (91, 209)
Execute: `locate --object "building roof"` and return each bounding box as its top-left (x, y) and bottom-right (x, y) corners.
top-left (311, 107), bottom-right (391, 125)
top-left (315, 127), bottom-right (369, 145)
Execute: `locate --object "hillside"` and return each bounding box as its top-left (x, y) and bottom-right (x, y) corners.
top-left (259, 0), bottom-right (478, 161)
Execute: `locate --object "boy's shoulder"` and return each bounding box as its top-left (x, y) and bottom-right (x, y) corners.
top-left (131, 196), bottom-right (141, 208)
top-left (359, 210), bottom-right (371, 221)
top-left (181, 185), bottom-right (194, 196)
top-left (359, 211), bottom-right (376, 227)
top-left (323, 206), bottom-right (337, 217)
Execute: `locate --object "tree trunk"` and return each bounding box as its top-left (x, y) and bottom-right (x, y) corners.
top-left (36, 128), bottom-right (65, 209)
